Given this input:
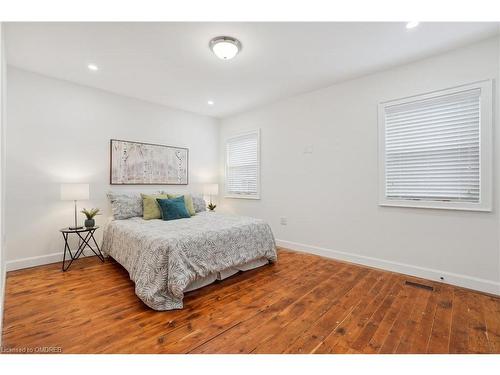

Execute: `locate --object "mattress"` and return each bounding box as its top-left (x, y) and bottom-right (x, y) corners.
top-left (101, 212), bottom-right (277, 310)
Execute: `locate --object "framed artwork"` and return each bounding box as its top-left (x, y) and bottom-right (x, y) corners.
top-left (110, 139), bottom-right (188, 185)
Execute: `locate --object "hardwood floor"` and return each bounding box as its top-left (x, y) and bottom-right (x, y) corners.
top-left (2, 248), bottom-right (499, 354)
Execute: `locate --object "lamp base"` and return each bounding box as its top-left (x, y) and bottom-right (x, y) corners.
top-left (69, 225), bottom-right (83, 230)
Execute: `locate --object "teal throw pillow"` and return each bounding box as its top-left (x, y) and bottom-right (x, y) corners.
top-left (156, 196), bottom-right (191, 221)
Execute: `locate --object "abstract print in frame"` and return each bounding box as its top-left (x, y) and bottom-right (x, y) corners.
top-left (110, 139), bottom-right (188, 185)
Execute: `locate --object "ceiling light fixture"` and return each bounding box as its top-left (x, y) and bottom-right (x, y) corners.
top-left (87, 63), bottom-right (99, 71)
top-left (209, 36), bottom-right (241, 60)
top-left (207, 100), bottom-right (214, 105)
top-left (406, 21), bottom-right (420, 29)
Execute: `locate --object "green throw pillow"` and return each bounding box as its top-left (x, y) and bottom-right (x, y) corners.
top-left (167, 194), bottom-right (195, 216)
top-left (141, 193), bottom-right (170, 220)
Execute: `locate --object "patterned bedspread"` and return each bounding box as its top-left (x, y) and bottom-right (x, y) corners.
top-left (101, 212), bottom-right (277, 310)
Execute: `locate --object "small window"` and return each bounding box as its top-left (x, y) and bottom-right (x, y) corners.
top-left (225, 130), bottom-right (260, 199)
top-left (378, 81), bottom-right (492, 211)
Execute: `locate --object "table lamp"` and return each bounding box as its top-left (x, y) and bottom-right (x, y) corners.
top-left (204, 183), bottom-right (219, 207)
top-left (61, 183), bottom-right (89, 230)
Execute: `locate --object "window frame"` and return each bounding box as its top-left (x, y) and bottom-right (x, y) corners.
top-left (378, 80), bottom-right (492, 212)
top-left (224, 129), bottom-right (261, 200)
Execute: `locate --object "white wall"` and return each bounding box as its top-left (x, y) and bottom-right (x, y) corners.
top-left (0, 22), bottom-right (6, 345)
top-left (219, 37), bottom-right (500, 294)
top-left (5, 67), bottom-right (219, 269)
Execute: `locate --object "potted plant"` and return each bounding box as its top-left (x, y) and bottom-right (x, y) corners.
top-left (81, 208), bottom-right (101, 228)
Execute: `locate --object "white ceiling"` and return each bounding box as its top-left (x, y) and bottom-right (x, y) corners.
top-left (5, 22), bottom-right (499, 118)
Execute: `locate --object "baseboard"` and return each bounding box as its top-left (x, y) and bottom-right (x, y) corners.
top-left (276, 239), bottom-right (500, 296)
top-left (6, 250), bottom-right (97, 272)
top-left (6, 240), bottom-right (500, 295)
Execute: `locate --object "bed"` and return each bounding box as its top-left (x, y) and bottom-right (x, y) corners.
top-left (101, 211), bottom-right (277, 310)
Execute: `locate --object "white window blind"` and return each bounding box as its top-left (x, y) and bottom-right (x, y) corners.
top-left (225, 130), bottom-right (260, 198)
top-left (379, 81), bottom-right (492, 211)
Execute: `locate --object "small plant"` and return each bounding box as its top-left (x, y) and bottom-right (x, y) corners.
top-left (81, 208), bottom-right (101, 220)
top-left (207, 203), bottom-right (216, 211)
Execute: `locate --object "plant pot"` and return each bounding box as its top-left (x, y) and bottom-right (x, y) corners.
top-left (85, 219), bottom-right (95, 228)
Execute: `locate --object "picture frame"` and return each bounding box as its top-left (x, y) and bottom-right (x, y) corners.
top-left (109, 139), bottom-right (189, 185)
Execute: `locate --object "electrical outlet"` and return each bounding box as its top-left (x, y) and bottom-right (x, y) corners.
top-left (280, 217), bottom-right (287, 225)
top-left (303, 145), bottom-right (314, 154)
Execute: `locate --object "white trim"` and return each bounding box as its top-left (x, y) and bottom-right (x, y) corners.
top-left (276, 239), bottom-right (500, 296)
top-left (224, 194), bottom-right (260, 200)
top-left (378, 79), bottom-right (493, 212)
top-left (6, 240), bottom-right (499, 295)
top-left (379, 201), bottom-right (492, 212)
top-left (224, 128), bottom-right (261, 200)
top-left (0, 22), bottom-right (5, 347)
top-left (6, 250), bottom-right (99, 271)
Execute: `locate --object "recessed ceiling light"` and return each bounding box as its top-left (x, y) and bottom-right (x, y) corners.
top-left (406, 21), bottom-right (420, 29)
top-left (209, 36), bottom-right (242, 60)
top-left (207, 100), bottom-right (215, 105)
top-left (87, 63), bottom-right (99, 71)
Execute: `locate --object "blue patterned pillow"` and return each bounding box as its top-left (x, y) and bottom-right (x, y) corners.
top-left (156, 196), bottom-right (191, 221)
top-left (107, 192), bottom-right (143, 220)
top-left (192, 194), bottom-right (207, 213)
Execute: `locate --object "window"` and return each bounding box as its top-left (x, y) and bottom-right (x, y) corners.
top-left (378, 81), bottom-right (492, 211)
top-left (225, 129), bottom-right (260, 199)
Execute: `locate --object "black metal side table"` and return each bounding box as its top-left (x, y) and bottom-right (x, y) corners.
top-left (60, 226), bottom-right (105, 271)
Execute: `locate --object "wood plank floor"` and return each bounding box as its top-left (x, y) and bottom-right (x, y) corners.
top-left (2, 248), bottom-right (499, 354)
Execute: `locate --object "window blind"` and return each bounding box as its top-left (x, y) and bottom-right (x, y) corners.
top-left (225, 131), bottom-right (259, 198)
top-left (384, 88), bottom-right (481, 203)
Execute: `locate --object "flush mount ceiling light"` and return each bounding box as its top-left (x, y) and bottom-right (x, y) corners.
top-left (406, 21), bottom-right (420, 29)
top-left (87, 63), bottom-right (99, 71)
top-left (207, 100), bottom-right (215, 105)
top-left (209, 36), bottom-right (242, 60)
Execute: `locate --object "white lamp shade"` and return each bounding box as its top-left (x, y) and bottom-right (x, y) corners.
top-left (204, 183), bottom-right (219, 196)
top-left (60, 183), bottom-right (89, 201)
